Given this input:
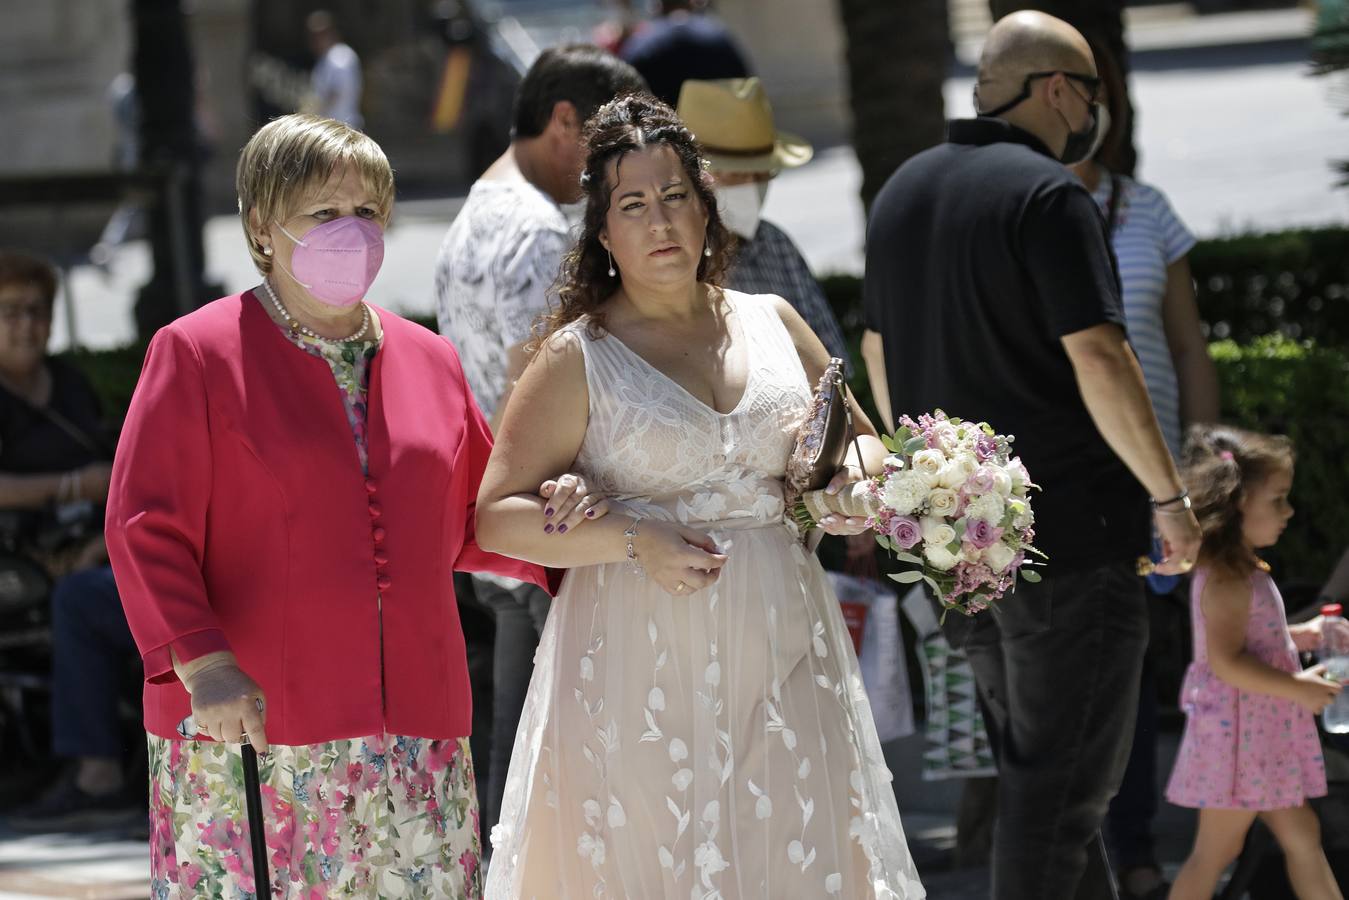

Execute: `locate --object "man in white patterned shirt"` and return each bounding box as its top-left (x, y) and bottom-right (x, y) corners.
top-left (432, 44), bottom-right (644, 849)
top-left (677, 78), bottom-right (850, 370)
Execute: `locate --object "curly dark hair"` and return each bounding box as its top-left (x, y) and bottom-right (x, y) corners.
top-left (1181, 423), bottom-right (1295, 577)
top-left (539, 93), bottom-right (737, 342)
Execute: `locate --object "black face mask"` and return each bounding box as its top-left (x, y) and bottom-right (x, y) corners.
top-left (1058, 101), bottom-right (1105, 165)
top-left (977, 70), bottom-right (1104, 164)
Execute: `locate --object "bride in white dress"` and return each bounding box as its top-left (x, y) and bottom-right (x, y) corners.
top-left (475, 95), bottom-right (924, 900)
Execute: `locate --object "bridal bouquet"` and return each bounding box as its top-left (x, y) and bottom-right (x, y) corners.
top-left (796, 411), bottom-right (1045, 617)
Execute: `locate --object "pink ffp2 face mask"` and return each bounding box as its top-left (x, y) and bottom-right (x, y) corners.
top-left (274, 215), bottom-right (385, 307)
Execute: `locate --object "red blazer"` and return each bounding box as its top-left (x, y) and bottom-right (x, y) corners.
top-left (107, 292), bottom-right (551, 744)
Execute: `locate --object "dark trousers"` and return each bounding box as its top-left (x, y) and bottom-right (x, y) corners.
top-left (1105, 650), bottom-right (1160, 872)
top-left (942, 560), bottom-right (1147, 900)
top-left (50, 565), bottom-right (138, 760)
top-left (464, 574), bottom-right (550, 849)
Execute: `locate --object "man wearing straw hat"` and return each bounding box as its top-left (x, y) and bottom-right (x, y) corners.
top-left (677, 77), bottom-right (849, 366)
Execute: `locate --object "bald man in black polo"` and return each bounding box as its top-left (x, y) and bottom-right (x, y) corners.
top-left (861, 12), bottom-right (1201, 900)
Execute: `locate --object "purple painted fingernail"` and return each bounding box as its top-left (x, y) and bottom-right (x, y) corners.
top-left (544, 523), bottom-right (554, 534)
top-left (586, 509), bottom-right (596, 518)
top-left (558, 524), bottom-right (568, 534)
top-left (545, 508), bottom-right (554, 517)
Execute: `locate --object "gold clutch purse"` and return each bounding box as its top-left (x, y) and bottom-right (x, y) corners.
top-left (786, 358), bottom-right (866, 511)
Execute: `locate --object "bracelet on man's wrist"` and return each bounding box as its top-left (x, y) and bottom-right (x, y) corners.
top-left (1150, 489), bottom-right (1190, 511)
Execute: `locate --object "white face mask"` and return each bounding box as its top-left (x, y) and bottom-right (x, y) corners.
top-left (715, 181), bottom-right (769, 240)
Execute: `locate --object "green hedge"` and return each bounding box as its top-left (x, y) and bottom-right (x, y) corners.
top-left (1208, 335), bottom-right (1349, 584)
top-left (1188, 228), bottom-right (1349, 347)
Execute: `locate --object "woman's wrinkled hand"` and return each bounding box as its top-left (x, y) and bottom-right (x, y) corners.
top-left (539, 473), bottom-right (610, 535)
top-left (818, 464), bottom-right (871, 536)
top-left (185, 661), bottom-right (269, 753)
top-left (632, 520), bottom-right (729, 597)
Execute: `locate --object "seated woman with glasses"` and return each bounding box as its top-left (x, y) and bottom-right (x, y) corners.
top-left (0, 251), bottom-right (138, 832)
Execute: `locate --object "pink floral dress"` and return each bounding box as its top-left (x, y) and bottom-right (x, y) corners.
top-left (1166, 566), bottom-right (1327, 810)
top-left (147, 323), bottom-right (484, 899)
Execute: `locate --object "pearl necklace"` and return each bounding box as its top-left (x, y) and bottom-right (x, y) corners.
top-left (261, 279), bottom-right (370, 343)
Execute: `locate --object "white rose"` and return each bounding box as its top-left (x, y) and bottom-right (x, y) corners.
top-left (990, 467), bottom-right (1013, 498)
top-left (911, 449), bottom-right (946, 487)
top-left (985, 541), bottom-right (1017, 573)
top-left (881, 471), bottom-right (928, 515)
top-left (959, 544), bottom-right (983, 564)
top-left (1008, 498), bottom-right (1035, 529)
top-left (965, 492), bottom-right (1006, 524)
top-left (938, 454), bottom-right (977, 489)
top-left (1008, 458), bottom-right (1030, 494)
top-left (924, 543), bottom-right (960, 571)
top-left (921, 516), bottom-right (956, 548)
top-left (927, 487), bottom-right (959, 517)
top-left (933, 422), bottom-right (960, 451)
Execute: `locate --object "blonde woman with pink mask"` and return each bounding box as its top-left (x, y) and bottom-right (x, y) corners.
top-left (106, 114), bottom-right (587, 898)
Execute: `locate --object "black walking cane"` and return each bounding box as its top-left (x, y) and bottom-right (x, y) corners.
top-left (179, 708), bottom-right (271, 896)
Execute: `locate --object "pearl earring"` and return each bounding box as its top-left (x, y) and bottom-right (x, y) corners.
top-left (263, 246), bottom-right (273, 257)
top-left (703, 244), bottom-right (712, 258)
top-left (607, 249), bottom-right (616, 277)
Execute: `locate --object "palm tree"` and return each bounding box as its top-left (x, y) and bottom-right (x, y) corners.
top-left (988, 0), bottom-right (1136, 175)
top-left (836, 0), bottom-right (952, 213)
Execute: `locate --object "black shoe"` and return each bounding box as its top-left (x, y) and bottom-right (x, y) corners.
top-left (7, 776), bottom-right (138, 832)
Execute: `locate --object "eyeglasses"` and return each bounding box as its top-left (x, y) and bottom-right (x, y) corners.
top-left (1025, 70), bottom-right (1102, 103)
top-left (979, 70), bottom-right (1103, 117)
top-left (0, 303), bottom-right (53, 325)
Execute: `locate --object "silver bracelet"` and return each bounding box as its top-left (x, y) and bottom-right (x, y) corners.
top-left (624, 516), bottom-right (645, 579)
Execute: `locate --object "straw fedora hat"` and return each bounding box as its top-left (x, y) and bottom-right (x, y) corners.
top-left (676, 77), bottom-right (813, 173)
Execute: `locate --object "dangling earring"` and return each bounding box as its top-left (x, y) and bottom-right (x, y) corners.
top-left (703, 243), bottom-right (713, 258)
top-left (607, 249), bottom-right (616, 277)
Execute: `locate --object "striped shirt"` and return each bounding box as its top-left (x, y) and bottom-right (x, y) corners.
top-left (725, 219), bottom-right (851, 373)
top-left (1091, 174), bottom-right (1196, 459)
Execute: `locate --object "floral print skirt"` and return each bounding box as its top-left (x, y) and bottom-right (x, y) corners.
top-left (147, 733), bottom-right (482, 899)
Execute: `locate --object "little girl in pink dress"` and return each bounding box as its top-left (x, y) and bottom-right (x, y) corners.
top-left (1166, 426), bottom-right (1343, 900)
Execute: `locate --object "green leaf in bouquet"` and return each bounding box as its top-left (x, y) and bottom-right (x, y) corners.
top-left (1021, 569), bottom-right (1042, 583)
top-left (923, 575), bottom-right (941, 592)
top-left (892, 425), bottom-right (912, 444)
top-left (902, 436), bottom-right (928, 455)
top-left (893, 551), bottom-right (924, 565)
top-left (880, 434), bottom-right (898, 453)
top-left (954, 517), bottom-right (968, 537)
top-left (888, 570), bottom-right (925, 584)
top-left (875, 535), bottom-right (892, 551)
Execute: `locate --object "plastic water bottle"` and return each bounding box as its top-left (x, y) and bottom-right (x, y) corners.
top-left (1320, 603), bottom-right (1349, 734)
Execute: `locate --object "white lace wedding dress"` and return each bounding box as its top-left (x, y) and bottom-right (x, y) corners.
top-left (485, 292), bottom-right (924, 899)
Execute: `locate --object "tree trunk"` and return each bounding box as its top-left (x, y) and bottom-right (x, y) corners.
top-left (836, 0), bottom-right (951, 214)
top-left (132, 0), bottom-right (212, 337)
top-left (988, 0), bottom-right (1136, 175)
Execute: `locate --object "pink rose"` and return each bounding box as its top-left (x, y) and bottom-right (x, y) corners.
top-left (966, 518), bottom-right (1003, 550)
top-left (888, 515), bottom-right (922, 549)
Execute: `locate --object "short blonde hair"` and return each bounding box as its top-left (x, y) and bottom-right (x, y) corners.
top-left (236, 114), bottom-right (395, 275)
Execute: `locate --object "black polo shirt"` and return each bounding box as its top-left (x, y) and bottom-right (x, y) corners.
top-left (863, 117), bottom-right (1150, 573)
